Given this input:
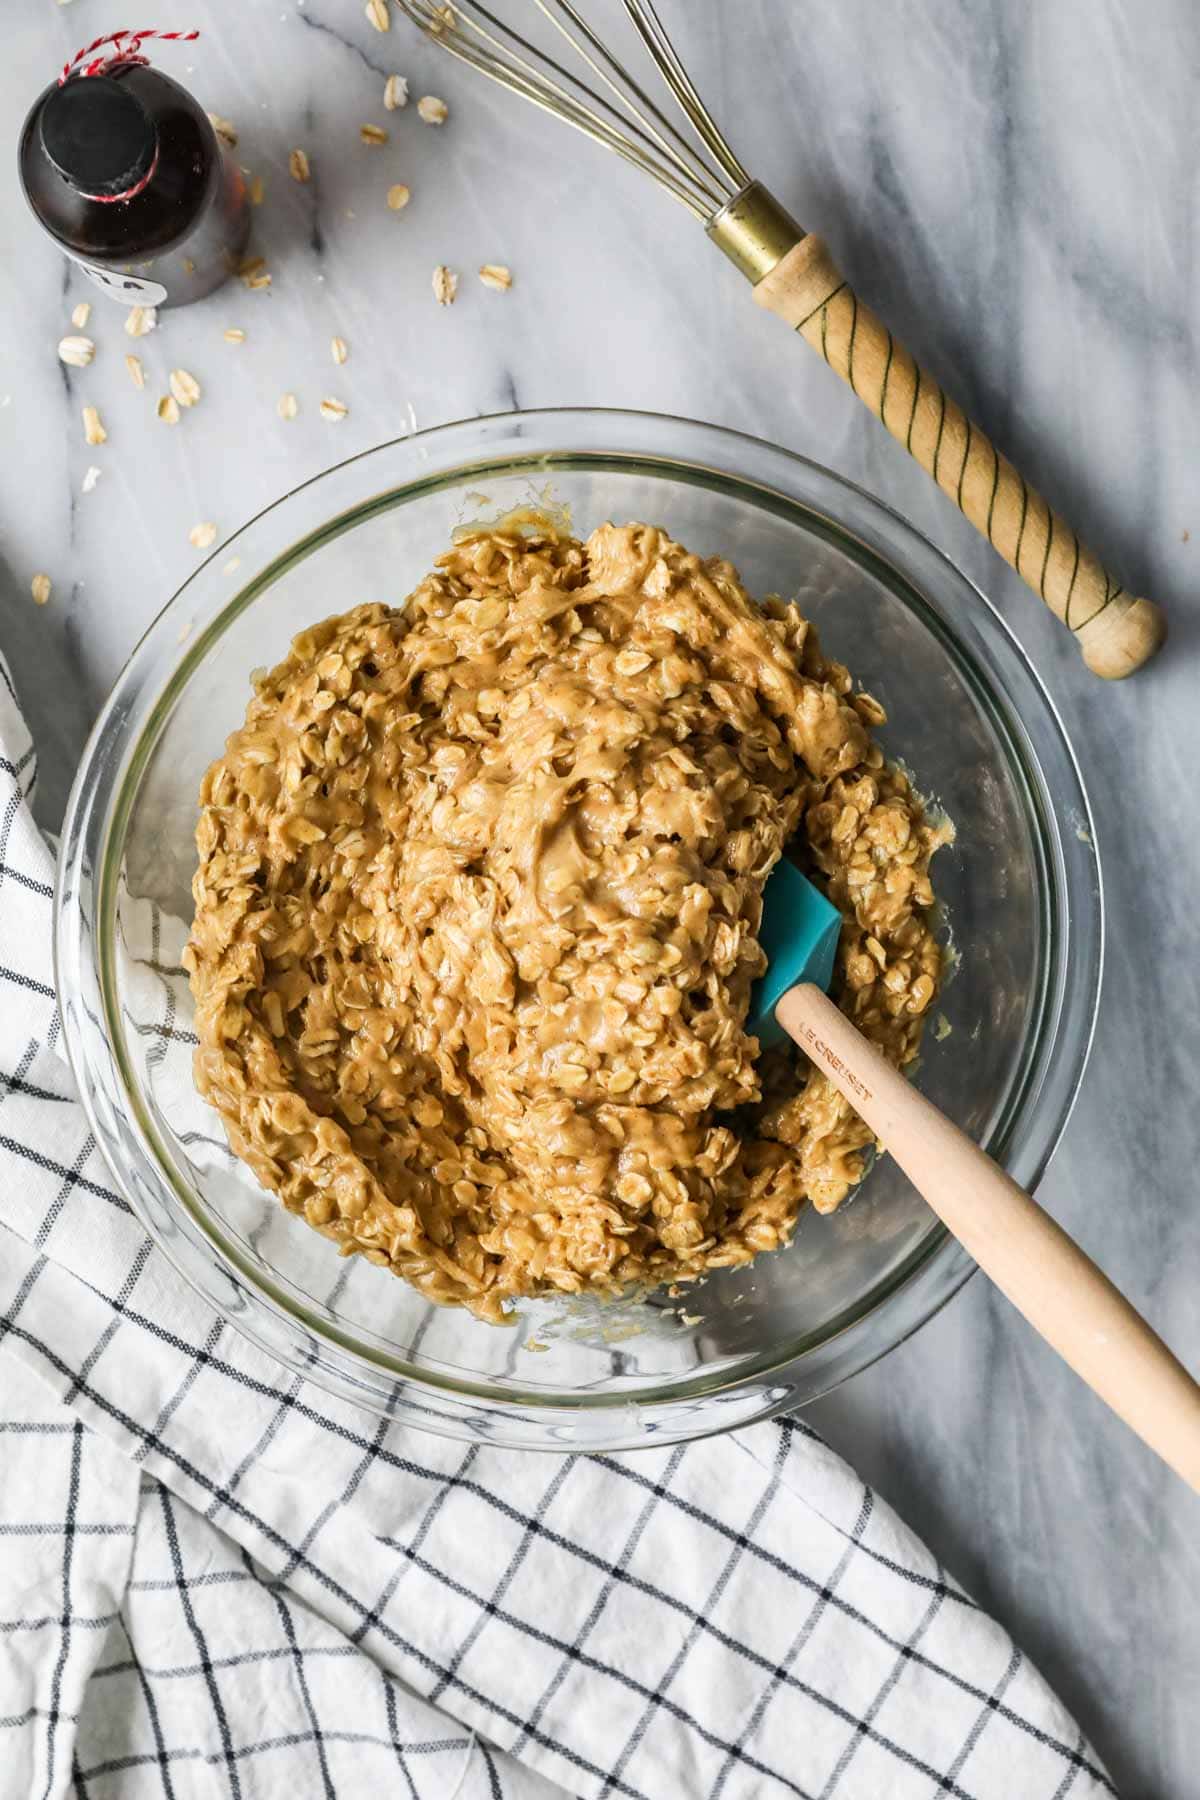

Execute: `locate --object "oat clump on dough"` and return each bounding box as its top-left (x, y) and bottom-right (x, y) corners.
top-left (185, 521), bottom-right (946, 1321)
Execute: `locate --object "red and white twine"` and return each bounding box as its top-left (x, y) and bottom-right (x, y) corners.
top-left (56, 28), bottom-right (201, 203)
top-left (59, 27), bottom-right (200, 88)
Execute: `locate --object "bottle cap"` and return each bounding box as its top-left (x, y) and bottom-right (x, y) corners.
top-left (39, 75), bottom-right (157, 201)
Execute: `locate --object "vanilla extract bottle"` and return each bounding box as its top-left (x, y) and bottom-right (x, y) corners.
top-left (19, 29), bottom-right (249, 310)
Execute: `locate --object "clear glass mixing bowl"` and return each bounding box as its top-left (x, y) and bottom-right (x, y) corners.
top-left (54, 410), bottom-right (1102, 1450)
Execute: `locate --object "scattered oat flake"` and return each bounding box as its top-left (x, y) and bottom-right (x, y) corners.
top-left (384, 74), bottom-right (409, 110)
top-left (387, 183), bottom-right (411, 211)
top-left (277, 393), bottom-right (299, 420)
top-left (432, 264), bottom-right (458, 306)
top-left (58, 335), bottom-right (95, 368)
top-left (31, 574), bottom-right (51, 608)
top-left (224, 327), bottom-right (246, 344)
top-left (238, 256), bottom-right (265, 278)
top-left (125, 354), bottom-right (145, 389)
top-left (479, 264), bottom-right (512, 291)
top-left (250, 173), bottom-right (265, 206)
top-left (319, 397), bottom-right (348, 422)
top-left (125, 305), bottom-right (157, 338)
top-left (157, 395), bottom-right (181, 425)
top-left (360, 123), bottom-right (388, 146)
top-left (430, 3), bottom-right (456, 34)
top-left (169, 368), bottom-right (202, 408)
top-left (82, 405), bottom-right (107, 445)
top-left (189, 522), bottom-right (218, 550)
top-left (82, 465), bottom-right (102, 495)
top-left (289, 148), bottom-right (311, 183)
top-left (331, 336), bottom-right (349, 365)
top-left (71, 302), bottom-right (91, 330)
top-left (246, 272), bottom-right (272, 291)
top-left (418, 95), bottom-right (448, 125)
top-left (208, 112), bottom-right (238, 147)
top-left (365, 0), bottom-right (390, 29)
top-left (223, 556), bottom-right (242, 575)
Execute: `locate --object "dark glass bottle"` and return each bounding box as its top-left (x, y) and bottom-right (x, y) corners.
top-left (19, 63), bottom-right (250, 308)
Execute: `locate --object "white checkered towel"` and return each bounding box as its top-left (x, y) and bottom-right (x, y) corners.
top-left (0, 654), bottom-right (1113, 1800)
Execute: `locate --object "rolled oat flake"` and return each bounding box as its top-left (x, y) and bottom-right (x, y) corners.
top-left (19, 28), bottom-right (249, 309)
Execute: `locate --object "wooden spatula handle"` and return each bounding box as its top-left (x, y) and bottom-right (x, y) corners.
top-left (753, 236), bottom-right (1166, 679)
top-left (776, 984), bottom-right (1200, 1490)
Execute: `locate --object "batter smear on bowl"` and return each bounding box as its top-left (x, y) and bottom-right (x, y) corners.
top-left (184, 521), bottom-right (948, 1320)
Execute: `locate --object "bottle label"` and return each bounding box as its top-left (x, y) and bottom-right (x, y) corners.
top-left (69, 254), bottom-right (168, 308)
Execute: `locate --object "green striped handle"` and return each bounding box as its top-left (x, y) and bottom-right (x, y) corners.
top-left (754, 234), bottom-right (1166, 679)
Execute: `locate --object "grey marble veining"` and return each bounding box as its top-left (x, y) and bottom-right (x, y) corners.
top-left (2, 2), bottom-right (1198, 1792)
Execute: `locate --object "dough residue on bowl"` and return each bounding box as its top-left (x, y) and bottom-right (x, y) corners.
top-left (184, 521), bottom-right (948, 1321)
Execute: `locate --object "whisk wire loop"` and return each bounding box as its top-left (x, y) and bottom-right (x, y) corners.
top-left (393, 0), bottom-right (749, 220)
top-left (618, 0), bottom-right (751, 190)
top-left (532, 0), bottom-right (733, 207)
top-left (403, 1), bottom-right (716, 213)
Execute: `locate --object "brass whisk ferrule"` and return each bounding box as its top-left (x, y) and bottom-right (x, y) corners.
top-left (706, 183), bottom-right (805, 286)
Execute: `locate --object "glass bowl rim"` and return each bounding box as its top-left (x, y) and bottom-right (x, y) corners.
top-left (54, 406), bottom-right (1104, 1429)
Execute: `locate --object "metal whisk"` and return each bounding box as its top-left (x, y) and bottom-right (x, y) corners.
top-left (395, 0), bottom-right (1165, 680)
top-left (396, 1), bottom-right (752, 222)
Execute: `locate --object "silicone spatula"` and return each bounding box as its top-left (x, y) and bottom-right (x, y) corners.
top-left (749, 857), bottom-right (1200, 1492)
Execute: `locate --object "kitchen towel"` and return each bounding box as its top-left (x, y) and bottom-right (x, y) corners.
top-left (0, 654), bottom-right (1113, 1799)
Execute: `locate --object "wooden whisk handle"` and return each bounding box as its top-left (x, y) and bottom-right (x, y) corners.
top-left (753, 235), bottom-right (1165, 679)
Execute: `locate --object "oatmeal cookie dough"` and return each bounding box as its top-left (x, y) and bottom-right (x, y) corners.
top-left (185, 522), bottom-right (947, 1320)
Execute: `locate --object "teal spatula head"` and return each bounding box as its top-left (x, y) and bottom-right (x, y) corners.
top-left (748, 860), bottom-right (843, 1049)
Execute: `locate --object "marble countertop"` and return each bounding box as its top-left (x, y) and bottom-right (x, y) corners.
top-left (3, 2), bottom-right (1197, 1790)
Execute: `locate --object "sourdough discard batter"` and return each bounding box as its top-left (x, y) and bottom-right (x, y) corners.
top-left (185, 522), bottom-right (946, 1320)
